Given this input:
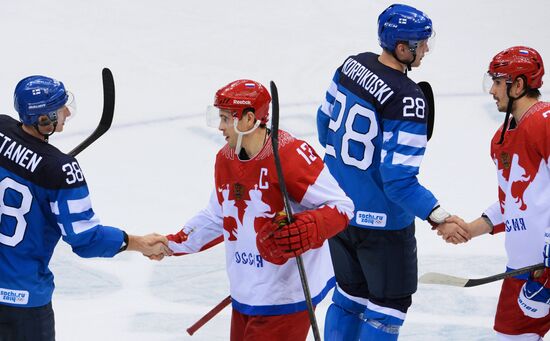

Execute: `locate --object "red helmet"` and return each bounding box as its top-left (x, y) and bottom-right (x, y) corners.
top-left (214, 79), bottom-right (271, 124)
top-left (488, 46), bottom-right (544, 89)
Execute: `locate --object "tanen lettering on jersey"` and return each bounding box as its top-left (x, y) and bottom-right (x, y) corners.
top-left (0, 133), bottom-right (43, 172)
top-left (342, 57), bottom-right (395, 105)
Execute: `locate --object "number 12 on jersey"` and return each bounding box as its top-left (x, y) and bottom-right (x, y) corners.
top-left (325, 90), bottom-right (378, 171)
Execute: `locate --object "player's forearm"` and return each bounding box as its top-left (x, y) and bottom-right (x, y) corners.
top-left (467, 217), bottom-right (493, 238)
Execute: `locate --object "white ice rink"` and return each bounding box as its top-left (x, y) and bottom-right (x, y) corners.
top-left (1, 0), bottom-right (550, 339)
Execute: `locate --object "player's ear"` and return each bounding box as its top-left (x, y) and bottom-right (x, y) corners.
top-left (37, 115), bottom-right (53, 127)
top-left (244, 110), bottom-right (256, 126)
top-left (395, 42), bottom-right (407, 57)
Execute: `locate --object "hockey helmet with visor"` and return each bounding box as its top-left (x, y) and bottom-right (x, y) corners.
top-left (14, 75), bottom-right (77, 127)
top-left (483, 46), bottom-right (544, 92)
top-left (378, 4), bottom-right (435, 55)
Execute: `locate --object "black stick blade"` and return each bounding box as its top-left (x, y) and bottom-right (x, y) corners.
top-left (418, 81), bottom-right (434, 141)
top-left (69, 68), bottom-right (115, 157)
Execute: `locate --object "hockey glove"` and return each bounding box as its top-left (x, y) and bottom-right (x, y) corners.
top-left (257, 218), bottom-right (288, 265)
top-left (518, 279), bottom-right (550, 318)
top-left (264, 210), bottom-right (327, 259)
top-left (519, 229), bottom-right (550, 317)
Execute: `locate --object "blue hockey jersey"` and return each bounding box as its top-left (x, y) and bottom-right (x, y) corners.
top-left (317, 52), bottom-right (437, 230)
top-left (0, 114), bottom-right (124, 307)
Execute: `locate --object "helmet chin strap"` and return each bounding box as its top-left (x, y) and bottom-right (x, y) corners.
top-left (392, 45), bottom-right (417, 73)
top-left (233, 119), bottom-right (261, 155)
top-left (34, 118), bottom-right (58, 142)
top-left (405, 50), bottom-right (416, 72)
top-left (497, 82), bottom-right (527, 144)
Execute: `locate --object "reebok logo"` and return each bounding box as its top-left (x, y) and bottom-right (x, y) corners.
top-left (233, 100), bottom-right (251, 105)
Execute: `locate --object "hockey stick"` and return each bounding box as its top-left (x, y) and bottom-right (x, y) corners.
top-left (270, 81), bottom-right (321, 341)
top-left (419, 263), bottom-right (545, 287)
top-left (68, 68), bottom-right (115, 157)
top-left (186, 295), bottom-right (231, 335)
top-left (417, 81), bottom-right (434, 141)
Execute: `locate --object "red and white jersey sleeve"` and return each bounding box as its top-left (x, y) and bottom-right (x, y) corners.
top-left (282, 134), bottom-right (354, 232)
top-left (489, 102), bottom-right (550, 270)
top-left (167, 190), bottom-right (224, 255)
top-left (484, 201), bottom-right (505, 234)
top-left (171, 130), bottom-right (353, 316)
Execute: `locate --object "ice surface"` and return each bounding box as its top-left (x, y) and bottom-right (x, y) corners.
top-left (1, 0), bottom-right (550, 339)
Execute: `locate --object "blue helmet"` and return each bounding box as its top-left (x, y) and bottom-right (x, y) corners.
top-left (378, 4), bottom-right (433, 52)
top-left (14, 75), bottom-right (68, 126)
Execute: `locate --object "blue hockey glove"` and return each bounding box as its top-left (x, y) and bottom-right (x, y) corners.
top-left (518, 279), bottom-right (550, 318)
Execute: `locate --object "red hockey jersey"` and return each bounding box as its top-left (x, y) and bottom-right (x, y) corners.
top-left (484, 102), bottom-right (550, 270)
top-left (168, 130), bottom-right (354, 315)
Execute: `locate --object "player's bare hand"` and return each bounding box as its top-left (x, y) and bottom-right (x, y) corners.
top-left (146, 253), bottom-right (167, 261)
top-left (127, 233), bottom-right (173, 258)
top-left (436, 215), bottom-right (471, 244)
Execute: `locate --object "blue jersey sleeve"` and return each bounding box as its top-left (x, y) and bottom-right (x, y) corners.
top-left (317, 71), bottom-right (340, 147)
top-left (47, 158), bottom-right (125, 258)
top-left (379, 118), bottom-right (437, 219)
top-left (53, 185), bottom-right (124, 258)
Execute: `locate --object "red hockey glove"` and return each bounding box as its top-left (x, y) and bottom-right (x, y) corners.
top-left (257, 207), bottom-right (349, 264)
top-left (257, 217), bottom-right (288, 265)
top-left (272, 210), bottom-right (326, 259)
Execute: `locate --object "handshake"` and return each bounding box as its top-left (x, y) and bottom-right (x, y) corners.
top-left (427, 206), bottom-right (472, 244)
top-left (126, 233), bottom-right (173, 261)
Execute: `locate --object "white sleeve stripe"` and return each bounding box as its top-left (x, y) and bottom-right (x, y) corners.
top-left (320, 100), bottom-right (334, 116)
top-left (392, 152), bottom-right (423, 168)
top-left (72, 214), bottom-right (101, 234)
top-left (58, 223), bottom-right (67, 236)
top-left (327, 80), bottom-right (338, 98)
top-left (50, 202), bottom-right (59, 215)
top-left (397, 131), bottom-right (426, 149)
top-left (381, 149), bottom-right (387, 163)
top-left (325, 145), bottom-right (336, 157)
top-left (67, 196), bottom-right (92, 214)
top-left (383, 132), bottom-right (393, 143)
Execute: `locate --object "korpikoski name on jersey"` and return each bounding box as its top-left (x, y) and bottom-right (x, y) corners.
top-left (317, 52), bottom-right (437, 231)
top-left (340, 57), bottom-right (395, 105)
top-left (0, 114), bottom-right (124, 308)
